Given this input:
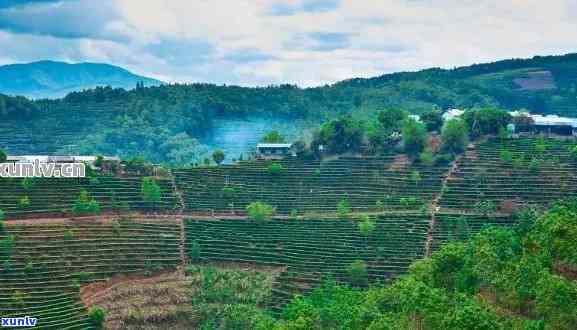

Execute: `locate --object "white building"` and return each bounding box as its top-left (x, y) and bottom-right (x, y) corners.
top-left (256, 143), bottom-right (294, 159)
top-left (442, 109), bottom-right (465, 121)
top-left (6, 155), bottom-right (120, 167)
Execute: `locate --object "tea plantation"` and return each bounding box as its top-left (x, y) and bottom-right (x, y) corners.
top-left (0, 137), bottom-right (576, 328)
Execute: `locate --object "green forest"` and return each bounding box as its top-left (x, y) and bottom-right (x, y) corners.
top-left (208, 200), bottom-right (577, 330)
top-left (2, 53), bottom-right (577, 164)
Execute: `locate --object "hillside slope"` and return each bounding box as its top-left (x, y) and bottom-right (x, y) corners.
top-left (0, 61), bottom-right (162, 99)
top-left (2, 53), bottom-right (577, 163)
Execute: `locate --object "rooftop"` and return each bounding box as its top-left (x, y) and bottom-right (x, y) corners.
top-left (256, 143), bottom-right (293, 148)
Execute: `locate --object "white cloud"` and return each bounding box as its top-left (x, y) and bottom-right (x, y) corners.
top-left (0, 0), bottom-right (575, 86)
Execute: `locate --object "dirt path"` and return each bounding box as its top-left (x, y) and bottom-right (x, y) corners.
top-left (424, 153), bottom-right (465, 257)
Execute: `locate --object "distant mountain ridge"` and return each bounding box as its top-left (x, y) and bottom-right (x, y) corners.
top-left (0, 60), bottom-right (162, 99)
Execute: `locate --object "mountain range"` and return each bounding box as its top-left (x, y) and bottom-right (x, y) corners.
top-left (0, 60), bottom-right (162, 99)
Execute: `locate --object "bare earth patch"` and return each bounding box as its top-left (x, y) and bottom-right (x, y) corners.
top-left (80, 263), bottom-right (284, 330)
top-left (389, 154), bottom-right (409, 172)
top-left (514, 70), bottom-right (556, 91)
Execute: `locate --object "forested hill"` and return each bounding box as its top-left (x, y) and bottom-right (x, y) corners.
top-left (0, 61), bottom-right (162, 99)
top-left (1, 52), bottom-right (577, 164)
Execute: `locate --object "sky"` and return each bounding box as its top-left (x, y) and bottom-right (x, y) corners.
top-left (0, 0), bottom-right (575, 87)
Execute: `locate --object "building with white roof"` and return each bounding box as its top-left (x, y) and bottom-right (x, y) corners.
top-left (442, 109), bottom-right (465, 121)
top-left (256, 143), bottom-right (294, 159)
top-left (509, 111), bottom-right (577, 136)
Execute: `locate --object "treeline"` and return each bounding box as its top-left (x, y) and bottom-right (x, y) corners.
top-left (1, 53), bottom-right (577, 164)
top-left (288, 107), bottom-right (511, 167)
top-left (213, 200), bottom-right (577, 329)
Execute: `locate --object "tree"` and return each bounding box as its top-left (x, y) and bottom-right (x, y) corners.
top-left (463, 108), bottom-right (512, 137)
top-left (359, 215), bottom-right (376, 237)
top-left (261, 130), bottom-right (285, 143)
top-left (421, 109), bottom-right (444, 132)
top-left (246, 202), bottom-right (275, 223)
top-left (212, 149), bottom-right (225, 165)
top-left (441, 119), bottom-right (469, 154)
top-left (535, 272), bottom-right (577, 329)
top-left (337, 197), bottom-right (351, 219)
top-left (402, 118), bottom-right (427, 158)
top-left (0, 149), bottom-right (6, 163)
top-left (141, 177), bottom-right (161, 205)
top-left (378, 108), bottom-right (408, 132)
top-left (72, 190), bottom-right (100, 216)
top-left (311, 116), bottom-right (364, 155)
top-left (347, 260), bottom-right (368, 286)
top-left (88, 306), bottom-right (106, 329)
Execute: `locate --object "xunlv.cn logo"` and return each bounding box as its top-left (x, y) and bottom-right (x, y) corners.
top-left (1, 316), bottom-right (38, 327)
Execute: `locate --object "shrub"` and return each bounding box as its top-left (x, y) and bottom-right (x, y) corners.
top-left (500, 150), bottom-right (513, 164)
top-left (88, 306), bottom-right (106, 329)
top-left (0, 149), bottom-right (6, 163)
top-left (72, 190), bottom-right (100, 216)
top-left (337, 198), bottom-right (351, 219)
top-left (0, 209), bottom-right (4, 233)
top-left (18, 195), bottom-right (30, 209)
top-left (21, 177), bottom-right (33, 191)
top-left (0, 235), bottom-right (15, 261)
top-left (246, 202), bottom-right (275, 223)
top-left (358, 216), bottom-right (376, 237)
top-left (141, 177), bottom-right (161, 204)
top-left (267, 163), bottom-right (284, 176)
top-left (190, 240), bottom-right (201, 262)
top-left (347, 260), bottom-right (368, 286)
top-left (75, 271), bottom-right (91, 283)
top-left (474, 200), bottom-right (497, 216)
top-left (63, 230), bottom-right (74, 241)
top-left (24, 261), bottom-right (34, 274)
top-left (434, 153), bottom-right (454, 166)
top-left (419, 150), bottom-right (434, 166)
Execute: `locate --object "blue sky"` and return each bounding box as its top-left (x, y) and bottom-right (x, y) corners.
top-left (0, 0), bottom-right (575, 86)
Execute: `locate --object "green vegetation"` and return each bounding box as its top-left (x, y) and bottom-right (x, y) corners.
top-left (0, 149), bottom-right (6, 163)
top-left (141, 177), bottom-right (162, 204)
top-left (4, 54), bottom-right (577, 163)
top-left (246, 202), bottom-right (275, 222)
top-left (402, 118), bottom-right (427, 158)
top-left (347, 260), bottom-right (369, 286)
top-left (267, 163), bottom-right (285, 176)
top-left (216, 200), bottom-right (577, 329)
top-left (441, 119), bottom-right (469, 154)
top-left (337, 197), bottom-right (351, 219)
top-left (262, 130), bottom-right (286, 143)
top-left (88, 306), bottom-right (106, 329)
top-left (187, 265), bottom-right (276, 329)
top-left (72, 190), bottom-right (100, 216)
top-left (212, 149), bottom-right (225, 165)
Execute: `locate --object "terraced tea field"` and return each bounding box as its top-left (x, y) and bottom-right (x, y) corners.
top-left (1, 137), bottom-right (577, 328)
top-left (440, 138), bottom-right (577, 212)
top-left (0, 218), bottom-right (180, 329)
top-left (185, 214), bottom-right (430, 311)
top-left (174, 156), bottom-right (449, 214)
top-left (0, 176), bottom-right (177, 218)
